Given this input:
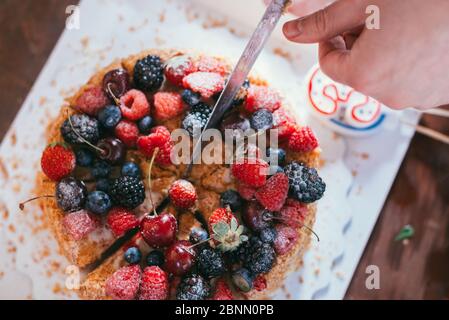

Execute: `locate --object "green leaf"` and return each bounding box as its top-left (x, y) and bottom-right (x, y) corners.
top-left (213, 221), bottom-right (229, 236)
top-left (230, 217), bottom-right (238, 231)
top-left (394, 224), bottom-right (414, 241)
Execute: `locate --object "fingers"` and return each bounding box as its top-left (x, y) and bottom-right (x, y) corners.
top-left (283, 0), bottom-right (367, 43)
top-left (318, 36), bottom-right (354, 85)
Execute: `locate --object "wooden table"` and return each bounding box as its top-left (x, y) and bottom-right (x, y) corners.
top-left (1, 0), bottom-right (448, 300)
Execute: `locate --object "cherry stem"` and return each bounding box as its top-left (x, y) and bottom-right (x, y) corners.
top-left (271, 216), bottom-right (320, 242)
top-left (107, 83), bottom-right (121, 106)
top-left (66, 110), bottom-right (105, 155)
top-left (19, 195), bottom-right (54, 211)
top-left (147, 147), bottom-right (160, 217)
top-left (187, 237), bottom-right (212, 250)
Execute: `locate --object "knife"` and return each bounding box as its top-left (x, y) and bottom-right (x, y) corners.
top-left (185, 0), bottom-right (290, 175)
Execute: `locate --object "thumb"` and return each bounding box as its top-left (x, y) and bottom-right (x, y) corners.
top-left (318, 36), bottom-right (354, 86)
top-left (283, 0), bottom-right (367, 43)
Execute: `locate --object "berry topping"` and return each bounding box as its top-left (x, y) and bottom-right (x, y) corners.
top-left (97, 105), bottom-right (122, 129)
top-left (109, 176), bottom-right (146, 209)
top-left (105, 265), bottom-right (141, 300)
top-left (107, 207), bottom-right (139, 237)
top-left (75, 148), bottom-right (94, 167)
top-left (96, 137), bottom-right (126, 165)
top-left (168, 179), bottom-right (197, 209)
top-left (266, 147), bottom-right (286, 166)
top-left (182, 72), bottom-right (225, 99)
top-left (96, 178), bottom-right (111, 192)
top-left (195, 56), bottom-right (228, 75)
top-left (146, 250), bottom-right (165, 267)
top-left (153, 92), bottom-right (184, 121)
top-left (133, 55), bottom-right (164, 92)
top-left (75, 86), bottom-right (110, 116)
top-left (253, 274), bottom-right (267, 292)
top-left (273, 225), bottom-right (298, 256)
top-left (196, 246), bottom-right (227, 279)
top-left (140, 212), bottom-right (177, 248)
top-left (124, 246), bottom-right (142, 264)
top-left (61, 114), bottom-right (100, 145)
top-left (181, 89), bottom-right (201, 107)
top-left (41, 143), bottom-right (76, 181)
top-left (86, 191), bottom-right (112, 215)
top-left (91, 159), bottom-right (111, 179)
top-left (259, 227), bottom-right (277, 244)
top-left (208, 208), bottom-right (233, 234)
top-left (115, 120), bottom-right (139, 148)
top-left (62, 210), bottom-right (99, 241)
top-left (220, 112), bottom-right (251, 140)
top-left (231, 268), bottom-right (254, 292)
top-left (231, 158), bottom-right (269, 188)
top-left (56, 178), bottom-right (87, 212)
top-left (164, 240), bottom-right (196, 276)
top-left (137, 116), bottom-right (153, 134)
top-left (249, 109), bottom-right (273, 131)
top-left (255, 173), bottom-right (289, 211)
top-left (119, 89), bottom-right (150, 121)
top-left (220, 190), bottom-right (243, 212)
top-left (272, 108), bottom-right (297, 140)
top-left (278, 198), bottom-right (308, 227)
top-left (284, 161), bottom-right (326, 203)
top-left (121, 162), bottom-right (141, 178)
top-left (244, 85), bottom-right (281, 113)
top-left (244, 237), bottom-right (275, 275)
top-left (137, 126), bottom-right (173, 166)
top-left (103, 69), bottom-right (130, 100)
top-left (237, 183), bottom-right (257, 201)
top-left (242, 201), bottom-right (273, 232)
top-left (189, 227), bottom-right (209, 245)
top-left (176, 274), bottom-right (211, 300)
top-left (288, 126), bottom-right (319, 152)
top-left (211, 279), bottom-right (233, 300)
top-left (164, 55), bottom-right (197, 86)
top-left (139, 266), bottom-right (169, 300)
top-left (182, 103), bottom-right (211, 137)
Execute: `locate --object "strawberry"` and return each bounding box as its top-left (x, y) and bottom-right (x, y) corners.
top-left (137, 126), bottom-right (173, 166)
top-left (278, 198), bottom-right (308, 227)
top-left (208, 208), bottom-right (234, 233)
top-left (120, 89), bottom-right (150, 121)
top-left (138, 266), bottom-right (169, 300)
top-left (41, 143), bottom-right (76, 181)
top-left (115, 120), bottom-right (139, 148)
top-left (274, 225), bottom-right (298, 256)
top-left (244, 85), bottom-right (282, 113)
top-left (182, 72), bottom-right (225, 98)
top-left (75, 86), bottom-right (110, 116)
top-left (153, 92), bottom-right (184, 121)
top-left (253, 274), bottom-right (267, 292)
top-left (107, 207), bottom-right (140, 237)
top-left (288, 126), bottom-right (318, 152)
top-left (211, 279), bottom-right (233, 300)
top-left (237, 183), bottom-right (257, 201)
top-left (255, 173), bottom-right (289, 211)
top-left (168, 179), bottom-right (197, 209)
top-left (272, 108), bottom-right (297, 140)
top-left (195, 56), bottom-right (228, 76)
top-left (62, 210), bottom-right (99, 241)
top-left (231, 158), bottom-right (269, 188)
top-left (164, 55), bottom-right (197, 86)
top-left (105, 265), bottom-right (141, 300)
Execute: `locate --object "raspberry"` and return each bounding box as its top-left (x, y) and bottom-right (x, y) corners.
top-left (168, 179), bottom-right (197, 209)
top-left (134, 55), bottom-right (164, 92)
top-left (107, 207), bottom-right (140, 237)
top-left (164, 55), bottom-right (197, 86)
top-left (231, 158), bottom-right (269, 188)
top-left (237, 183), bottom-right (257, 201)
top-left (62, 210), bottom-right (99, 240)
top-left (137, 126), bottom-right (173, 166)
top-left (182, 72), bottom-right (225, 98)
top-left (272, 108), bottom-right (297, 140)
top-left (253, 274), bottom-right (267, 292)
top-left (105, 265), bottom-right (141, 300)
top-left (255, 173), bottom-right (289, 211)
top-left (211, 279), bottom-right (233, 300)
top-left (75, 86), bottom-right (110, 116)
top-left (138, 266), bottom-right (169, 300)
top-left (41, 143), bottom-right (76, 181)
top-left (114, 120), bottom-right (139, 148)
top-left (153, 92), bottom-right (184, 121)
top-left (208, 208), bottom-right (234, 234)
top-left (284, 161), bottom-right (325, 203)
top-left (278, 198), bottom-right (308, 227)
top-left (244, 86), bottom-right (282, 113)
top-left (274, 225), bottom-right (298, 255)
top-left (120, 89), bottom-right (150, 121)
top-left (195, 56), bottom-right (228, 75)
top-left (288, 126), bottom-right (319, 152)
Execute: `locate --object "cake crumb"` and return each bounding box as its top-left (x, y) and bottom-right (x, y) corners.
top-left (10, 131), bottom-right (17, 146)
top-left (80, 36), bottom-right (89, 50)
top-left (273, 47), bottom-right (292, 61)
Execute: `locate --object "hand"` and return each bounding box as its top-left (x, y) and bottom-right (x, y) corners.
top-left (282, 0), bottom-right (449, 109)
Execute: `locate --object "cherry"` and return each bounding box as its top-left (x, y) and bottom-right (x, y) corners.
top-left (96, 137), bottom-right (125, 165)
top-left (103, 69), bottom-right (130, 101)
top-left (242, 201), bottom-right (274, 231)
top-left (164, 240), bottom-right (196, 276)
top-left (140, 212), bottom-right (177, 248)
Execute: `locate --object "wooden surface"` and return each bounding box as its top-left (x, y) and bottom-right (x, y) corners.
top-left (0, 0), bottom-right (448, 300)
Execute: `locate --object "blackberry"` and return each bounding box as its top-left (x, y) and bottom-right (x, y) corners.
top-left (220, 190), bottom-right (243, 212)
top-left (250, 109), bottom-right (273, 131)
top-left (56, 177), bottom-right (87, 212)
top-left (182, 103), bottom-right (211, 136)
top-left (284, 161), bottom-right (326, 203)
top-left (61, 114), bottom-right (100, 145)
top-left (181, 89), bottom-right (201, 106)
top-left (176, 274), bottom-right (211, 300)
top-left (259, 227), bottom-right (277, 244)
top-left (109, 176), bottom-right (145, 209)
top-left (243, 238), bottom-right (275, 275)
top-left (133, 55), bottom-right (164, 92)
top-left (196, 247), bottom-right (226, 279)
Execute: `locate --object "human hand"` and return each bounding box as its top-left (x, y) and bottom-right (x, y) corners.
top-left (282, 0), bottom-right (449, 109)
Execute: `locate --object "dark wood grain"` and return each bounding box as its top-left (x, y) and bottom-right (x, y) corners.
top-left (0, 0), bottom-right (448, 300)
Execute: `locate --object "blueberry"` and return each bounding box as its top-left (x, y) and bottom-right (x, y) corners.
top-left (96, 178), bottom-right (110, 192)
top-left (231, 268), bottom-right (254, 292)
top-left (56, 178), bottom-right (87, 212)
top-left (86, 191), bottom-right (112, 215)
top-left (75, 148), bottom-right (94, 167)
top-left (266, 147), bottom-right (286, 166)
top-left (220, 190), bottom-right (243, 212)
top-left (250, 109), bottom-right (273, 131)
top-left (259, 228), bottom-right (277, 244)
top-left (189, 227), bottom-right (209, 244)
top-left (91, 160), bottom-right (111, 179)
top-left (121, 162), bottom-right (141, 178)
top-left (98, 105), bottom-right (122, 129)
top-left (137, 116), bottom-right (153, 134)
top-left (124, 247), bottom-right (142, 264)
top-left (182, 89), bottom-right (201, 106)
top-left (146, 250), bottom-right (165, 267)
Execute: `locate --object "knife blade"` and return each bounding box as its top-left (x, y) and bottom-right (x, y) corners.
top-left (185, 0), bottom-right (290, 175)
